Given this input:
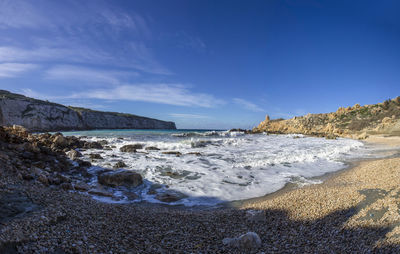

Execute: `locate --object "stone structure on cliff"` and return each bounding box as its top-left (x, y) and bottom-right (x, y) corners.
top-left (254, 98), bottom-right (400, 139)
top-left (0, 90), bottom-right (176, 132)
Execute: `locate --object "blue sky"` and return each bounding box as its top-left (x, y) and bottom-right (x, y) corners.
top-left (0, 0), bottom-right (399, 129)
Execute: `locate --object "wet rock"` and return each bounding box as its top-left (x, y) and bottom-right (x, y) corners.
top-left (98, 140), bottom-right (109, 145)
top-left (66, 150), bottom-right (82, 160)
top-left (223, 232), bottom-right (261, 250)
top-left (98, 169), bottom-right (143, 188)
top-left (145, 146), bottom-right (160, 151)
top-left (186, 152), bottom-right (202, 156)
top-left (89, 153), bottom-right (103, 160)
top-left (84, 142), bottom-right (103, 149)
top-left (155, 190), bottom-right (186, 203)
top-left (120, 144), bottom-right (143, 152)
top-left (88, 188), bottom-right (113, 197)
top-left (147, 184), bottom-right (163, 195)
top-left (162, 151), bottom-right (182, 156)
top-left (113, 161), bottom-right (127, 169)
top-left (123, 191), bottom-right (139, 201)
top-left (76, 160), bottom-right (91, 168)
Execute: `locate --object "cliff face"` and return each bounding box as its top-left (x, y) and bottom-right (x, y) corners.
top-left (254, 98), bottom-right (400, 139)
top-left (0, 90), bottom-right (176, 132)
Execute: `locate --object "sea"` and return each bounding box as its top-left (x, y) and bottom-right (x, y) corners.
top-left (62, 129), bottom-right (387, 207)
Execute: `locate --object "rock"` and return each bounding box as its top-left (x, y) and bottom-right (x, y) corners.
top-left (84, 142), bottom-right (103, 149)
top-left (123, 192), bottom-right (139, 201)
top-left (245, 210), bottom-right (266, 222)
top-left (60, 182), bottom-right (73, 190)
top-left (120, 144), bottom-right (143, 152)
top-left (74, 182), bottom-right (91, 191)
top-left (53, 135), bottom-right (68, 147)
top-left (98, 169), bottom-right (143, 188)
top-left (155, 190), bottom-right (186, 203)
top-left (89, 153), bottom-right (103, 160)
top-left (358, 132), bottom-right (369, 140)
top-left (113, 161), bottom-right (127, 169)
top-left (222, 232), bottom-right (261, 250)
top-left (325, 134), bottom-right (337, 140)
top-left (66, 149), bottom-right (82, 160)
top-left (38, 174), bottom-right (49, 185)
top-left (77, 159), bottom-right (92, 168)
top-left (145, 146), bottom-right (160, 151)
top-left (186, 152), bottom-right (202, 156)
top-left (162, 151), bottom-right (182, 156)
top-left (88, 188), bottom-right (113, 197)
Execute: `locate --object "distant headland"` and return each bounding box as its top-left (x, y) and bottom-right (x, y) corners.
top-left (0, 90), bottom-right (176, 132)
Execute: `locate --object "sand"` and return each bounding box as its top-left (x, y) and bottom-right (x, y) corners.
top-left (1, 134), bottom-right (400, 253)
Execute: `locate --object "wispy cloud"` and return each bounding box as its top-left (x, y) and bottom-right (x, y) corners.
top-left (70, 84), bottom-right (225, 108)
top-left (0, 63), bottom-right (37, 77)
top-left (0, 0), bottom-right (48, 29)
top-left (169, 113), bottom-right (210, 119)
top-left (233, 98), bottom-right (264, 112)
top-left (44, 65), bottom-right (137, 85)
top-left (0, 1), bottom-right (170, 75)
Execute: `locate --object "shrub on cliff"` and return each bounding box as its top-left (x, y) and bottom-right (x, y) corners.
top-left (382, 99), bottom-right (391, 110)
top-left (394, 96), bottom-right (400, 105)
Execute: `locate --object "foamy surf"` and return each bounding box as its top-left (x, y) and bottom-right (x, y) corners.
top-left (63, 129), bottom-right (376, 206)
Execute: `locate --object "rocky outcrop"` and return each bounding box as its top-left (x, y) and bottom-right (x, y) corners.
top-left (0, 90), bottom-right (176, 132)
top-left (254, 98), bottom-right (400, 138)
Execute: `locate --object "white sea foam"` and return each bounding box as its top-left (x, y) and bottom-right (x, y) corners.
top-left (68, 130), bottom-right (378, 206)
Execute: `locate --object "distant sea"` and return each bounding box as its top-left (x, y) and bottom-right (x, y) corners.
top-left (62, 129), bottom-right (379, 206)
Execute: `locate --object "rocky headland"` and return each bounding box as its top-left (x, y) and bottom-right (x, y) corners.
top-left (0, 90), bottom-right (176, 132)
top-left (253, 97), bottom-right (400, 139)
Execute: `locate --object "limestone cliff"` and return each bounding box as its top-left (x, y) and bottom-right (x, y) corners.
top-left (254, 98), bottom-right (400, 139)
top-left (0, 90), bottom-right (176, 132)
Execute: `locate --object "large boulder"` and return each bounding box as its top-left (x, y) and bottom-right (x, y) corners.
top-left (98, 169), bottom-right (142, 188)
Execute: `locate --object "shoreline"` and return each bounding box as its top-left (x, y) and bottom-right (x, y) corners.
top-left (2, 129), bottom-right (400, 252)
top-left (229, 135), bottom-right (400, 209)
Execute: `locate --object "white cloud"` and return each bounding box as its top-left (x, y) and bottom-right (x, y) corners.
top-left (233, 98), bottom-right (264, 112)
top-left (44, 65), bottom-right (137, 85)
top-left (169, 113), bottom-right (210, 119)
top-left (70, 84), bottom-right (225, 108)
top-left (0, 63), bottom-right (37, 77)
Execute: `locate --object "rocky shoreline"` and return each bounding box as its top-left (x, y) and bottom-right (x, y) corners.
top-left (1, 126), bottom-right (400, 253)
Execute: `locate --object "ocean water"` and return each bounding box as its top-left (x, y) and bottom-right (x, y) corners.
top-left (62, 129), bottom-right (379, 206)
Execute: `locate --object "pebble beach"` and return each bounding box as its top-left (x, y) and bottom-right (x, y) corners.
top-left (1, 129), bottom-right (400, 253)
